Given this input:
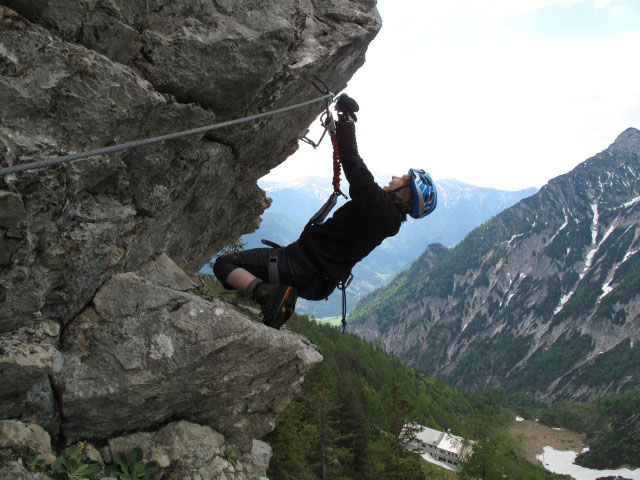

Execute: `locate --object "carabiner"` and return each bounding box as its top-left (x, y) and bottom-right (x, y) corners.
top-left (301, 76), bottom-right (336, 147)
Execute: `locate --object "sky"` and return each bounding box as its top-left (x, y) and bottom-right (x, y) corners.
top-left (264, 0), bottom-right (640, 191)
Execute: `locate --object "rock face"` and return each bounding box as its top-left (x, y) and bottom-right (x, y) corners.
top-left (351, 128), bottom-right (640, 402)
top-left (0, 0), bottom-right (381, 332)
top-left (0, 0), bottom-right (378, 474)
top-left (0, 419), bottom-right (273, 479)
top-left (108, 420), bottom-right (273, 480)
top-left (55, 254), bottom-right (322, 448)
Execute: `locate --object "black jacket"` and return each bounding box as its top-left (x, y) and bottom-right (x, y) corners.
top-left (299, 120), bottom-right (404, 282)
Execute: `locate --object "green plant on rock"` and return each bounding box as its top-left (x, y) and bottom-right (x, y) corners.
top-left (225, 451), bottom-right (238, 468)
top-left (52, 443), bottom-right (102, 480)
top-left (107, 447), bottom-right (159, 480)
top-left (19, 448), bottom-right (46, 472)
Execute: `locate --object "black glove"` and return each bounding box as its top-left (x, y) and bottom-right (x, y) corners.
top-left (335, 93), bottom-right (359, 122)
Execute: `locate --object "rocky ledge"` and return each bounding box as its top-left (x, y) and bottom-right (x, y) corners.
top-left (1, 254), bottom-right (322, 478)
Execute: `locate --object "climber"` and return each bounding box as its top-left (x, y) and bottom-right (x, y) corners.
top-left (213, 94), bottom-right (437, 329)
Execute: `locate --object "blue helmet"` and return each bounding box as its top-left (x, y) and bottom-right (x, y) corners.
top-left (408, 169), bottom-right (437, 219)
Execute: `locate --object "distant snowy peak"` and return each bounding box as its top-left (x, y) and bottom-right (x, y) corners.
top-left (430, 179), bottom-right (537, 210)
top-left (260, 176), bottom-right (538, 207)
top-left (259, 177), bottom-right (334, 200)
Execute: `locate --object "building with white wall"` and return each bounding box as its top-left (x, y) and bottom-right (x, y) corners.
top-left (406, 425), bottom-right (474, 472)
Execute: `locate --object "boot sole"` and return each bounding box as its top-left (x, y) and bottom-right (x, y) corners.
top-left (263, 286), bottom-right (297, 330)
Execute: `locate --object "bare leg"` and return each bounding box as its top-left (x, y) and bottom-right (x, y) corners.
top-left (225, 267), bottom-right (258, 291)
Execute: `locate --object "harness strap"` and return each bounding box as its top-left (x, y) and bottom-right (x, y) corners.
top-left (268, 255), bottom-right (280, 285)
top-left (305, 191), bottom-right (338, 228)
top-left (337, 273), bottom-right (354, 334)
top-left (261, 239), bottom-right (282, 249)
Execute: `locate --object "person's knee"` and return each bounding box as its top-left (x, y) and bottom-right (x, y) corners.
top-left (212, 254), bottom-right (235, 285)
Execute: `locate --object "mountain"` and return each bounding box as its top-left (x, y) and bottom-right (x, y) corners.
top-left (349, 128), bottom-right (640, 402)
top-left (206, 176), bottom-right (537, 318)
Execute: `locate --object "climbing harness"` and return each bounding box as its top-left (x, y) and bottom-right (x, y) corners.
top-left (260, 236), bottom-right (352, 333)
top-left (0, 93), bottom-right (334, 177)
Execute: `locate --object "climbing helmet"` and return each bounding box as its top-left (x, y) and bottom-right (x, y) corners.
top-left (408, 168), bottom-right (437, 219)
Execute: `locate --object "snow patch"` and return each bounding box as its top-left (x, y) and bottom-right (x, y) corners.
top-left (583, 224), bottom-right (615, 277)
top-left (554, 291), bottom-right (574, 314)
top-left (537, 446), bottom-right (640, 480)
top-left (598, 248), bottom-right (638, 301)
top-left (548, 209), bottom-right (569, 244)
top-left (506, 233), bottom-right (524, 246)
top-left (599, 279), bottom-right (613, 300)
top-left (617, 195), bottom-right (640, 209)
top-left (590, 203), bottom-right (599, 244)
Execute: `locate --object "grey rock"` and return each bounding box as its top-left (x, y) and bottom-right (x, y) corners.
top-left (3, 0), bottom-right (381, 114)
top-left (0, 0), bottom-right (380, 333)
top-left (0, 420), bottom-right (54, 464)
top-left (0, 0), bottom-right (376, 471)
top-left (20, 378), bottom-right (60, 435)
top-left (248, 440), bottom-right (272, 475)
top-left (0, 460), bottom-right (52, 480)
top-left (129, 253), bottom-right (197, 291)
top-left (0, 5), bottom-right (251, 332)
top-left (82, 443), bottom-right (105, 465)
top-left (0, 190), bottom-right (25, 228)
top-left (55, 255), bottom-right (322, 446)
top-left (107, 420), bottom-right (270, 480)
top-left (0, 327), bottom-right (62, 431)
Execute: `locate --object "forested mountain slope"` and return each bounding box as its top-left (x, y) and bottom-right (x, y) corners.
top-left (350, 128), bottom-right (640, 401)
top-left (265, 315), bottom-right (564, 480)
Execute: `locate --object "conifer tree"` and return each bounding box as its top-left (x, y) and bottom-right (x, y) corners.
top-left (386, 381), bottom-right (421, 480)
top-left (265, 398), bottom-right (314, 480)
top-left (307, 378), bottom-right (353, 479)
top-left (336, 374), bottom-right (374, 478)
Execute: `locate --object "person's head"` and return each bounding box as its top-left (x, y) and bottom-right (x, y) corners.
top-left (385, 169), bottom-right (437, 220)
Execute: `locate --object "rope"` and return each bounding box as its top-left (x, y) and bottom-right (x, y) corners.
top-left (0, 93), bottom-right (334, 177)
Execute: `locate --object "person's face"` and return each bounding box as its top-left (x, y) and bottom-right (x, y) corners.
top-left (383, 174), bottom-right (410, 191)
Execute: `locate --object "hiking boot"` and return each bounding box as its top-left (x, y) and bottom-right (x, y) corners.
top-left (254, 283), bottom-right (298, 329)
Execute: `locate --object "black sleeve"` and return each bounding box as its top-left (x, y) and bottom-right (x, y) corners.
top-left (335, 120), bottom-right (387, 212)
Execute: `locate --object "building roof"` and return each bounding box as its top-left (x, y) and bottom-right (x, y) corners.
top-left (439, 432), bottom-right (466, 455)
top-left (412, 425), bottom-right (472, 456)
top-left (415, 426), bottom-right (443, 445)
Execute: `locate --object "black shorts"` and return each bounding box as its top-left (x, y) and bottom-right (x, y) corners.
top-left (213, 241), bottom-right (336, 301)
